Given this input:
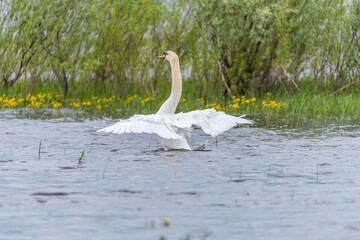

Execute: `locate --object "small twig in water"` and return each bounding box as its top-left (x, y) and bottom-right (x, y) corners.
top-left (267, 165), bottom-right (271, 181)
top-left (102, 160), bottom-right (109, 179)
top-left (316, 160), bottom-right (319, 183)
top-left (78, 150), bottom-right (85, 168)
top-left (38, 140), bottom-right (42, 159)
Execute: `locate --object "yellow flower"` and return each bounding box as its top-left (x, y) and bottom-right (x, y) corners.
top-left (141, 98), bottom-right (149, 104)
top-left (83, 100), bottom-right (92, 106)
top-left (162, 218), bottom-right (170, 227)
top-left (70, 102), bottom-right (81, 108)
top-left (52, 102), bottom-right (62, 109)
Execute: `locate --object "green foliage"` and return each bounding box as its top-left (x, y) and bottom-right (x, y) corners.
top-left (194, 0), bottom-right (360, 94)
top-left (78, 150), bottom-right (85, 167)
top-left (0, 0), bottom-right (359, 99)
top-left (2, 81), bottom-right (360, 121)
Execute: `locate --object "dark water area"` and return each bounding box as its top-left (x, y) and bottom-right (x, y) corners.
top-left (1, 109), bottom-right (360, 240)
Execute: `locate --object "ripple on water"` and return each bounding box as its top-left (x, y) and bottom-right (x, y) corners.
top-left (0, 109), bottom-right (360, 240)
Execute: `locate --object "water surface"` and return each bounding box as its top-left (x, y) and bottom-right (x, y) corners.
top-left (1, 109), bottom-right (360, 240)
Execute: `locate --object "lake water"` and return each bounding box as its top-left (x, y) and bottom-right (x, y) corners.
top-left (1, 109), bottom-right (360, 240)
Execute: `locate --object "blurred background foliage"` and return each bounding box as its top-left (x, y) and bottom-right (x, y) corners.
top-left (0, 0), bottom-right (359, 98)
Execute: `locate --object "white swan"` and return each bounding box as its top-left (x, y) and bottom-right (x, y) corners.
top-left (97, 51), bottom-right (252, 151)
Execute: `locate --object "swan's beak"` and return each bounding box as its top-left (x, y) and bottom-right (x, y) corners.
top-left (157, 54), bottom-right (166, 59)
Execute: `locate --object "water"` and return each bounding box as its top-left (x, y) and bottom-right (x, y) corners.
top-left (1, 109), bottom-right (360, 240)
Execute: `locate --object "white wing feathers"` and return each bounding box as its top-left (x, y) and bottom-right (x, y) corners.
top-left (97, 114), bottom-right (182, 139)
top-left (174, 109), bottom-right (252, 137)
top-left (97, 109), bottom-right (252, 139)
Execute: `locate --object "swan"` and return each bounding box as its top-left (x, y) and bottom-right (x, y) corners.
top-left (97, 51), bottom-right (252, 151)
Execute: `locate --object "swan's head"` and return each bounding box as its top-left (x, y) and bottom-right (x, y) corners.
top-left (157, 51), bottom-right (178, 62)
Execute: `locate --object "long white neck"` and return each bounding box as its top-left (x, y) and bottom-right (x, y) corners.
top-left (157, 56), bottom-right (182, 115)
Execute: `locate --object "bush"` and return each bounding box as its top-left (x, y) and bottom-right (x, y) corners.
top-left (0, 0), bottom-right (359, 97)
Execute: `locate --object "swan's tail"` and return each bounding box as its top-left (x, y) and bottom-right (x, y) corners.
top-left (194, 140), bottom-right (208, 151)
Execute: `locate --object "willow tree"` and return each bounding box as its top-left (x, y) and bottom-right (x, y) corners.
top-left (0, 0), bottom-right (41, 87)
top-left (195, 0), bottom-right (285, 94)
top-left (35, 0), bottom-right (95, 97)
top-left (81, 0), bottom-right (163, 96)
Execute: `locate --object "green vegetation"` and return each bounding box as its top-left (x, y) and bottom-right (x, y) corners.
top-left (0, 0), bottom-right (359, 120)
top-left (1, 82), bottom-right (360, 122)
top-left (78, 150), bottom-right (85, 167)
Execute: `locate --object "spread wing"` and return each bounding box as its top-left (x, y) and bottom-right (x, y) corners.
top-left (171, 109), bottom-right (252, 137)
top-left (97, 114), bottom-right (182, 139)
top-left (98, 109), bottom-right (252, 139)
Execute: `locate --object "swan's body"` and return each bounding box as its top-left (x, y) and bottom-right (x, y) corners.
top-left (98, 51), bottom-right (252, 151)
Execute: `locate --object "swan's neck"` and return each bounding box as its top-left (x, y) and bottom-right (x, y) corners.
top-left (157, 57), bottom-right (182, 115)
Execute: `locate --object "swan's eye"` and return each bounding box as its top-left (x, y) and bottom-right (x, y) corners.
top-left (164, 52), bottom-right (168, 56)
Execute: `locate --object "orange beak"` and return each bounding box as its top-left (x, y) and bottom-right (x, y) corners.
top-left (157, 54), bottom-right (166, 59)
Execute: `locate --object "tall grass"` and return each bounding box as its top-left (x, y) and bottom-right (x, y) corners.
top-left (1, 81), bottom-right (360, 122)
